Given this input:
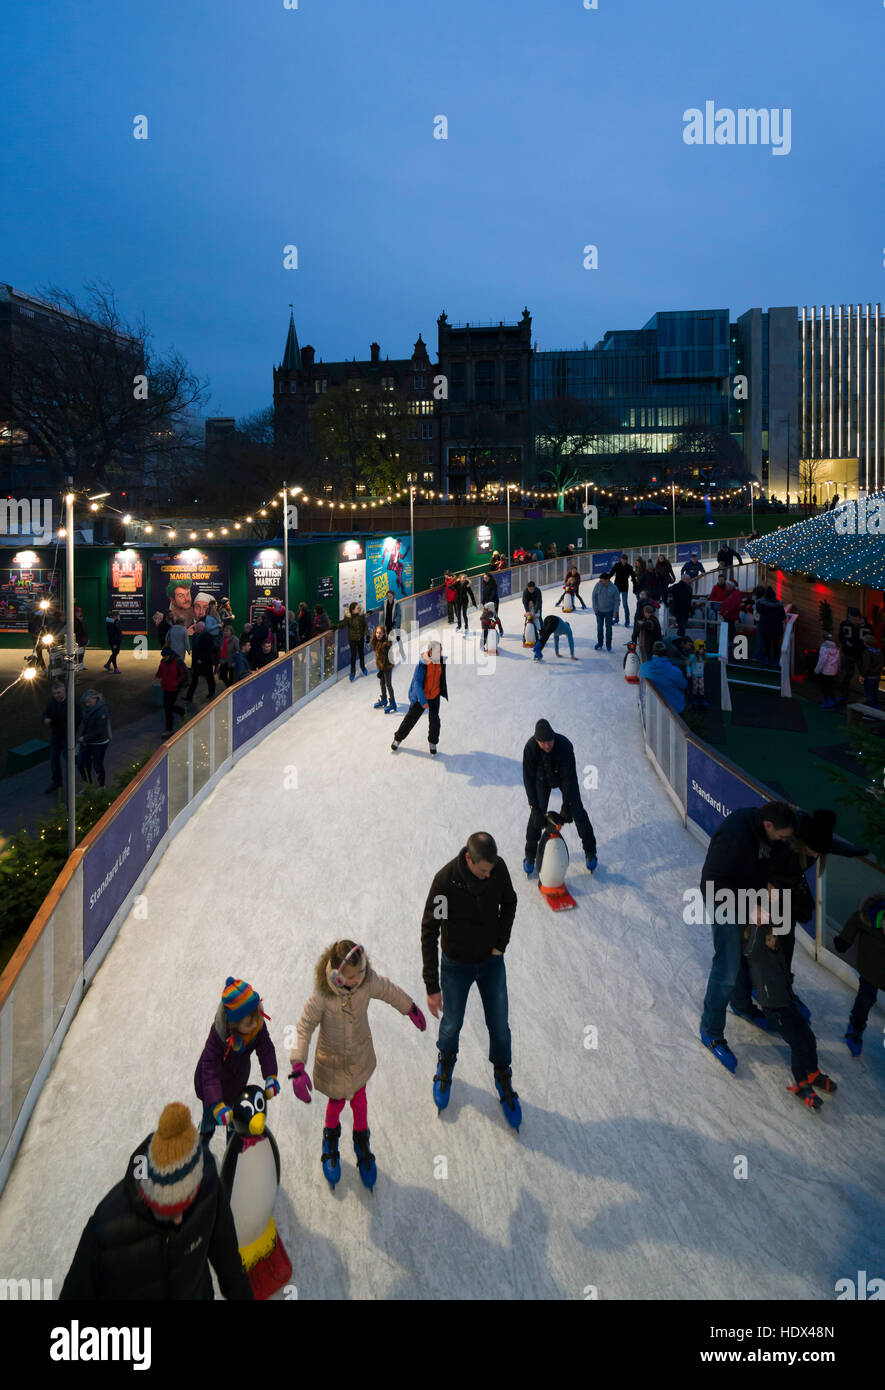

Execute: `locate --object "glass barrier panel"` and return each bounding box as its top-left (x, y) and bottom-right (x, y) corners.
top-left (51, 863), bottom-right (83, 1029)
top-left (824, 855), bottom-right (885, 951)
top-left (322, 631), bottom-right (336, 681)
top-left (293, 646), bottom-right (308, 703)
top-left (168, 735), bottom-right (190, 823)
top-left (192, 715), bottom-right (212, 796)
top-left (7, 936), bottom-right (46, 1148)
top-left (214, 698), bottom-right (230, 771)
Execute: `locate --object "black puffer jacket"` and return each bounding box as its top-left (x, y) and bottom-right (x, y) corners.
top-left (700, 807), bottom-right (791, 900)
top-left (742, 924), bottom-right (795, 1010)
top-left (59, 1139), bottom-right (253, 1301)
top-left (523, 585), bottom-right (543, 614)
top-left (837, 898), bottom-right (885, 989)
top-left (522, 732), bottom-right (582, 814)
top-left (421, 849), bottom-right (517, 994)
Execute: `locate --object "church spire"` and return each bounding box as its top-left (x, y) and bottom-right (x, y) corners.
top-left (282, 305), bottom-right (302, 372)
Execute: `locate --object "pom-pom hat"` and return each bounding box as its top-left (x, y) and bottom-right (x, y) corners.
top-left (222, 977), bottom-right (260, 1022)
top-left (139, 1103), bottom-right (203, 1221)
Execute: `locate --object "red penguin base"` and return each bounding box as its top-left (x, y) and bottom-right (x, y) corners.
top-left (540, 882), bottom-right (577, 911)
top-left (248, 1229), bottom-right (293, 1300)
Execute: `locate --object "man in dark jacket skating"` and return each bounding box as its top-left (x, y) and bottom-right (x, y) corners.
top-left (421, 831), bottom-right (520, 1124)
top-left (698, 801), bottom-right (796, 1071)
top-left (522, 719), bottom-right (598, 873)
top-left (60, 1101), bottom-right (253, 1301)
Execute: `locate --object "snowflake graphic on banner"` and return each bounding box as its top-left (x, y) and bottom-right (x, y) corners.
top-left (141, 779), bottom-right (166, 855)
top-left (271, 669), bottom-right (290, 715)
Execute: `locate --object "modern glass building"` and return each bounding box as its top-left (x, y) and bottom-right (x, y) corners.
top-left (533, 310), bottom-right (733, 461)
top-left (799, 304), bottom-right (884, 493)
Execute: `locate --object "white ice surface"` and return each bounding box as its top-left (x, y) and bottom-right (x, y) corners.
top-left (1, 579), bottom-right (884, 1301)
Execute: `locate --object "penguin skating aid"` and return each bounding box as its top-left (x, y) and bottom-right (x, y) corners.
top-left (536, 819), bottom-right (576, 911)
top-left (220, 1084), bottom-right (292, 1299)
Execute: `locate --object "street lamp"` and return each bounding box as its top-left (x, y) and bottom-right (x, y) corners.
top-left (281, 485), bottom-right (302, 651)
top-left (64, 486), bottom-right (76, 855)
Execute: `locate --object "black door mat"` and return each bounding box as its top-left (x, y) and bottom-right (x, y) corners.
top-left (810, 744), bottom-right (869, 778)
top-left (728, 687), bottom-right (808, 732)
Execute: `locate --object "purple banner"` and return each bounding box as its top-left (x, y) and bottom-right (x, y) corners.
top-left (676, 543), bottom-right (698, 563)
top-left (497, 571), bottom-right (513, 599)
top-left (686, 741), bottom-right (764, 839)
top-left (232, 661), bottom-right (292, 751)
top-left (83, 761), bottom-right (168, 960)
top-left (416, 588), bottom-right (446, 627)
top-left (591, 549), bottom-right (621, 576)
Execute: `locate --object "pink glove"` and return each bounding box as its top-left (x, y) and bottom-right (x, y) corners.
top-left (289, 1063), bottom-right (313, 1104)
top-left (408, 1002), bottom-right (427, 1032)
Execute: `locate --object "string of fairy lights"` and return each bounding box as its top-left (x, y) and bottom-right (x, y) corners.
top-left (49, 480), bottom-right (760, 544)
top-left (747, 493), bottom-right (885, 587)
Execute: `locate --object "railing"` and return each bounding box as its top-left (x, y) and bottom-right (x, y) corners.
top-left (637, 676), bottom-right (885, 1017)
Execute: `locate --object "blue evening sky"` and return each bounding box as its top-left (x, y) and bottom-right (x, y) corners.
top-left (2, 0), bottom-right (883, 418)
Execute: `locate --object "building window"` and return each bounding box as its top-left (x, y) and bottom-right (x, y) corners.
top-left (408, 426), bottom-right (419, 440)
top-left (475, 360), bottom-right (494, 402)
top-left (421, 421), bottom-right (433, 440)
top-left (423, 470), bottom-right (434, 482)
top-left (450, 363), bottom-right (465, 402)
top-left (381, 376), bottom-right (395, 390)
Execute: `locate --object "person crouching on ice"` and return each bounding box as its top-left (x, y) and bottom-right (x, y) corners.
top-left (288, 940), bottom-right (426, 1189)
top-left (391, 638), bottom-right (447, 757)
top-left (480, 602), bottom-right (503, 650)
top-left (533, 613), bottom-right (577, 660)
top-left (194, 977), bottom-right (280, 1146)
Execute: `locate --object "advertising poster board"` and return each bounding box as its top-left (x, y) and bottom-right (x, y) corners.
top-left (367, 535), bottom-right (413, 602)
top-left (107, 550), bottom-right (147, 633)
top-left (337, 540), bottom-right (366, 618)
top-left (0, 551), bottom-right (60, 631)
top-left (232, 661), bottom-right (293, 751)
top-left (149, 549), bottom-right (229, 631)
top-left (83, 762), bottom-right (168, 961)
top-left (247, 547), bottom-right (285, 618)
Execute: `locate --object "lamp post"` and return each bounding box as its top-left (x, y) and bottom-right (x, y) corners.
top-left (64, 484), bottom-right (76, 854)
top-left (749, 482), bottom-right (755, 533)
top-left (281, 485), bottom-right (301, 653)
top-left (409, 484), bottom-right (415, 591)
top-left (671, 483), bottom-right (677, 545)
top-left (506, 483), bottom-right (513, 566)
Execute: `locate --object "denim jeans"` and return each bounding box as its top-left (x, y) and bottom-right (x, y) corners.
top-left (553, 620), bottom-right (574, 657)
top-left (595, 612), bottom-right (613, 648)
top-left (437, 952), bottom-right (511, 1067)
top-left (77, 741), bottom-right (108, 786)
top-left (618, 590), bottom-right (630, 624)
top-left (849, 977), bottom-right (879, 1033)
top-left (700, 920), bottom-right (753, 1038)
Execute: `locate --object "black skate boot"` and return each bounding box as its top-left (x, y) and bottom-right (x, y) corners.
top-left (322, 1124), bottom-right (341, 1188)
top-left (433, 1052), bottom-right (456, 1111)
top-left (493, 1065), bottom-right (523, 1131)
top-left (352, 1128), bottom-right (377, 1189)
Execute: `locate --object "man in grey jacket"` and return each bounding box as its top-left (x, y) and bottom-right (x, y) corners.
top-left (591, 573), bottom-right (620, 652)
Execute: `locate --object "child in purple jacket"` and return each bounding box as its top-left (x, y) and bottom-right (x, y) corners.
top-left (194, 977), bottom-right (279, 1145)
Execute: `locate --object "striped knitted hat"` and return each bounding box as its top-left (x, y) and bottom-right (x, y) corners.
top-left (222, 977), bottom-right (259, 1022)
top-left (139, 1103), bottom-right (203, 1221)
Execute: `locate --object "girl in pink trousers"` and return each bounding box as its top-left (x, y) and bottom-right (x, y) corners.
top-left (289, 939), bottom-right (426, 1189)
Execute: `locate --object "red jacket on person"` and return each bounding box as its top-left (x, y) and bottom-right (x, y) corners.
top-left (720, 589), bottom-right (742, 623)
top-left (156, 654), bottom-right (186, 692)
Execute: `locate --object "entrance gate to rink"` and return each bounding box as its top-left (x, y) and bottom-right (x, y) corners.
top-left (637, 677), bottom-right (885, 1021)
top-left (0, 533), bottom-right (751, 1194)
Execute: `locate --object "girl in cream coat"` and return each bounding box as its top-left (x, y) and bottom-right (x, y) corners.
top-left (289, 940), bottom-right (426, 1188)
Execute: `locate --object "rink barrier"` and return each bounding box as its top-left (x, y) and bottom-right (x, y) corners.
top-left (638, 676), bottom-right (885, 1010)
top-left (0, 533), bottom-right (750, 1196)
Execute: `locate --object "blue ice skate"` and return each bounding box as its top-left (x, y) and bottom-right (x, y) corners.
top-left (700, 1030), bottom-right (738, 1073)
top-left (494, 1066), bottom-right (522, 1131)
top-left (322, 1124), bottom-right (341, 1189)
top-left (352, 1128), bottom-right (377, 1190)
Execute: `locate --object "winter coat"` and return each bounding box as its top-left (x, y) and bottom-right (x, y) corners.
top-left (717, 545), bottom-right (741, 568)
top-left (756, 594), bottom-right (786, 637)
top-left (218, 634), bottom-right (240, 668)
top-left (522, 732), bottom-right (584, 814)
top-left (168, 624), bottom-right (190, 661)
top-left (720, 589), bottom-right (742, 623)
top-left (632, 611), bottom-right (662, 650)
top-left (444, 577), bottom-right (458, 603)
top-left (383, 596), bottom-right (402, 632)
top-left (838, 900), bottom-right (885, 989)
top-left (313, 611), bottom-right (331, 635)
top-left (480, 575), bottom-right (498, 605)
top-left (700, 806), bottom-right (791, 900)
top-left (371, 632), bottom-right (394, 671)
top-left (480, 608), bottom-right (503, 634)
top-left (59, 1140), bottom-right (252, 1301)
top-left (191, 630), bottom-right (215, 668)
top-left (292, 961), bottom-right (412, 1099)
top-left (297, 609), bottom-right (313, 642)
top-left (814, 642), bottom-right (841, 677)
top-left (638, 655), bottom-right (688, 713)
top-left (343, 612), bottom-right (368, 644)
top-left (105, 618), bottom-right (122, 647)
top-left (194, 1007), bottom-right (279, 1111)
top-left (860, 645), bottom-right (883, 680)
top-left (667, 580), bottom-right (693, 619)
top-left (74, 616), bottom-right (88, 646)
top-left (838, 618), bottom-right (873, 662)
top-left (523, 585), bottom-right (542, 614)
top-left (42, 697), bottom-right (68, 739)
top-left (680, 559), bottom-right (704, 580)
top-left (421, 848), bottom-right (517, 995)
top-left (458, 580), bottom-right (477, 609)
top-left (742, 925), bottom-right (795, 1011)
top-left (655, 559), bottom-right (676, 586)
top-left (408, 653), bottom-right (448, 706)
top-left (78, 697), bottom-right (111, 745)
top-left (156, 652), bottom-right (186, 692)
top-left (592, 581), bottom-right (620, 615)
top-left (607, 561), bottom-right (634, 592)
top-left (709, 583), bottom-right (729, 604)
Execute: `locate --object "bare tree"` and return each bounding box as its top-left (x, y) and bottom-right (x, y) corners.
top-left (533, 396), bottom-right (611, 508)
top-left (0, 281), bottom-right (208, 491)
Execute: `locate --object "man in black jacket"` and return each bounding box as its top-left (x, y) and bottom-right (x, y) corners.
top-left (60, 1101), bottom-right (252, 1301)
top-left (480, 571), bottom-right (499, 615)
top-left (42, 679), bottom-right (68, 794)
top-left (186, 621), bottom-right (217, 701)
top-left (699, 801), bottom-right (796, 1071)
top-left (836, 607), bottom-right (873, 703)
top-left (667, 575), bottom-right (694, 637)
top-left (421, 831), bottom-right (519, 1116)
top-left (522, 719), bottom-right (598, 874)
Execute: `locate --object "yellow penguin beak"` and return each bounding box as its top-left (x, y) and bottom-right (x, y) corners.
top-left (249, 1113), bottom-right (265, 1136)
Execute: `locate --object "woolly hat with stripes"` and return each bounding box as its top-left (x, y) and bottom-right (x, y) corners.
top-left (139, 1103), bottom-right (203, 1221)
top-left (222, 977), bottom-right (260, 1022)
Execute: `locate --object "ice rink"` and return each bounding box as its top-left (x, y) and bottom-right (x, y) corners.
top-left (1, 578), bottom-right (884, 1300)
